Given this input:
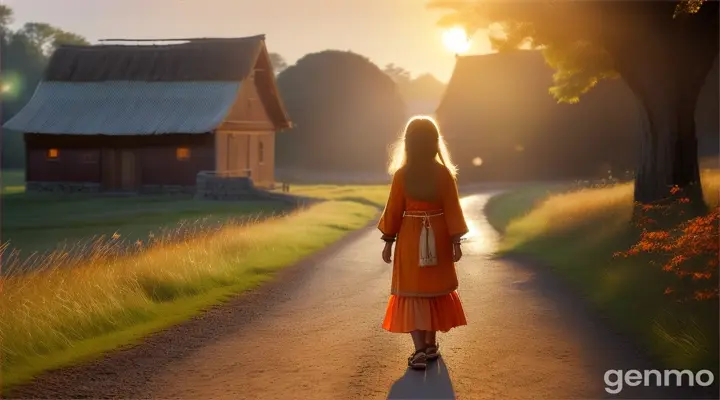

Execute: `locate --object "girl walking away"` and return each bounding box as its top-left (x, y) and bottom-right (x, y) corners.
top-left (378, 116), bottom-right (469, 370)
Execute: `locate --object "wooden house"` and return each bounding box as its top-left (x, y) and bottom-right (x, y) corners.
top-left (435, 50), bottom-right (640, 183)
top-left (3, 35), bottom-right (291, 194)
top-left (435, 50), bottom-right (719, 183)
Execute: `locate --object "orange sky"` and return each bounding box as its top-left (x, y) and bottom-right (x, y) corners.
top-left (4, 0), bottom-right (496, 82)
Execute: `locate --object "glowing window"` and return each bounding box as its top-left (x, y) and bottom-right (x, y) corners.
top-left (176, 147), bottom-right (191, 161)
top-left (47, 148), bottom-right (59, 160)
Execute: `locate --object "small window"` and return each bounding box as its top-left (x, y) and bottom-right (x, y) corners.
top-left (176, 147), bottom-right (191, 161)
top-left (47, 148), bottom-right (59, 160)
top-left (258, 142), bottom-right (264, 164)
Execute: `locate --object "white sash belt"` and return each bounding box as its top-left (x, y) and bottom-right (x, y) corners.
top-left (403, 211), bottom-right (443, 267)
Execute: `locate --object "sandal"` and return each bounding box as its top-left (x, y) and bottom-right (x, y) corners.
top-left (407, 349), bottom-right (427, 370)
top-left (426, 343), bottom-right (440, 361)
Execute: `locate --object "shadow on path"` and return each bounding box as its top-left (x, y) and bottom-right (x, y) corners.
top-left (387, 357), bottom-right (456, 400)
top-left (502, 253), bottom-right (720, 400)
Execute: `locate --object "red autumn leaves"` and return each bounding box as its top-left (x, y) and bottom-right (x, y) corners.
top-left (615, 186), bottom-right (719, 301)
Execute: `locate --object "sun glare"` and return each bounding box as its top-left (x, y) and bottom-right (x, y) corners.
top-left (442, 27), bottom-right (471, 54)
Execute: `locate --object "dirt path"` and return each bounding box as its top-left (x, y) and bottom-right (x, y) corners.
top-left (7, 193), bottom-right (715, 399)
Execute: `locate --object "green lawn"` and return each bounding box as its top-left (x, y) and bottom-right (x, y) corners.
top-left (1, 169), bottom-right (25, 195)
top-left (2, 175), bottom-right (389, 260)
top-left (3, 193), bottom-right (290, 255)
top-left (484, 183), bottom-right (573, 233)
top-left (0, 174), bottom-right (389, 392)
top-left (0, 169), bottom-right (297, 257)
top-left (281, 184), bottom-right (389, 208)
top-left (484, 171), bottom-right (720, 376)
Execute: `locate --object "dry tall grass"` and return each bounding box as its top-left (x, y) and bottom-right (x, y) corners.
top-left (0, 198), bottom-right (379, 388)
top-left (488, 169), bottom-right (720, 373)
top-left (1, 213), bottom-right (269, 276)
top-left (502, 170), bottom-right (720, 250)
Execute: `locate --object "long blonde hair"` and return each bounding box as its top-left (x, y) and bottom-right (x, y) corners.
top-left (387, 115), bottom-right (457, 177)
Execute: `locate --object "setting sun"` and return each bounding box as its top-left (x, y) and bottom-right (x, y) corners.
top-left (442, 27), bottom-right (471, 54)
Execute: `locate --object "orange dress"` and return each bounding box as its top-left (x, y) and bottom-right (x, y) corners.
top-left (378, 166), bottom-right (469, 333)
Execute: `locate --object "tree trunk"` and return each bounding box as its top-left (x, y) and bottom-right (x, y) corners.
top-left (632, 82), bottom-right (704, 205)
top-left (672, 94), bottom-right (704, 202)
top-left (602, 1), bottom-right (718, 206)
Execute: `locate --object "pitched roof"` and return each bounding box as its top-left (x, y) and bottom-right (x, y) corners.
top-left (3, 81), bottom-right (240, 135)
top-left (4, 35), bottom-right (292, 134)
top-left (44, 36), bottom-right (265, 82)
top-left (435, 50), bottom-right (553, 129)
top-left (434, 50), bottom-right (640, 140)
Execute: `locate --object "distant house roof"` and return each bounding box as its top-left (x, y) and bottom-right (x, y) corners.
top-left (436, 50), bottom-right (717, 140)
top-left (434, 50), bottom-right (643, 139)
top-left (4, 35), bottom-right (291, 135)
top-left (435, 51), bottom-right (552, 130)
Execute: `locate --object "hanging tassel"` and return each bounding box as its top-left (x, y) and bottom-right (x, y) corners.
top-left (419, 215), bottom-right (438, 267)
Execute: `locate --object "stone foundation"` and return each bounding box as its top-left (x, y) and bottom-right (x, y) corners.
top-left (140, 185), bottom-right (195, 195)
top-left (25, 181), bottom-right (195, 195)
top-left (26, 181), bottom-right (101, 193)
top-left (194, 173), bottom-right (265, 201)
top-left (24, 177), bottom-right (312, 205)
top-left (194, 172), bottom-right (316, 205)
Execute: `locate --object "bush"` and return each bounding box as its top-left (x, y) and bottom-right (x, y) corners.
top-left (616, 186), bottom-right (719, 302)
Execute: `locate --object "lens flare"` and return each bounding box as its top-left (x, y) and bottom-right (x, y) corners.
top-left (0, 71), bottom-right (24, 100)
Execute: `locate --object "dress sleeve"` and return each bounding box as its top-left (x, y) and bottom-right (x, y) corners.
top-left (377, 172), bottom-right (405, 239)
top-left (442, 169), bottom-right (469, 240)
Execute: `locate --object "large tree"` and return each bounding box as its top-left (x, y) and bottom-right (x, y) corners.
top-left (383, 63), bottom-right (412, 85)
top-left (0, 5), bottom-right (12, 33)
top-left (429, 0), bottom-right (719, 204)
top-left (383, 64), bottom-right (447, 104)
top-left (1, 5), bottom-right (89, 168)
top-left (276, 50), bottom-right (406, 173)
top-left (403, 73), bottom-right (446, 102)
top-left (17, 22), bottom-right (89, 55)
top-left (268, 52), bottom-right (288, 75)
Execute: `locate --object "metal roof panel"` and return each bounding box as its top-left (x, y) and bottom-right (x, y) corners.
top-left (3, 81), bottom-right (241, 135)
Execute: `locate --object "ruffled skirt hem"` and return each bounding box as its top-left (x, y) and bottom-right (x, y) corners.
top-left (382, 291), bottom-right (467, 333)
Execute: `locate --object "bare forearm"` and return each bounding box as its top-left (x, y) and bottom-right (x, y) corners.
top-left (381, 233), bottom-right (397, 243)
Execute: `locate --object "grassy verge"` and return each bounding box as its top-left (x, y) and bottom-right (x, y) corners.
top-left (1, 168), bottom-right (293, 255)
top-left (0, 173), bottom-right (390, 256)
top-left (2, 192), bottom-right (292, 255)
top-left (1, 185), bottom-right (388, 391)
top-left (1, 169), bottom-right (25, 195)
top-left (280, 184), bottom-right (390, 208)
top-left (484, 171), bottom-right (720, 375)
top-left (484, 183), bottom-right (573, 233)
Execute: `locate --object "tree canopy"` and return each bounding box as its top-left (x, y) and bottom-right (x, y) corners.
top-left (276, 50), bottom-right (406, 173)
top-left (429, 0), bottom-right (718, 103)
top-left (435, 51), bottom-right (640, 183)
top-left (428, 0), bottom-right (719, 203)
top-left (268, 52), bottom-right (288, 75)
top-left (1, 5), bottom-right (90, 168)
top-left (383, 64), bottom-right (446, 105)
